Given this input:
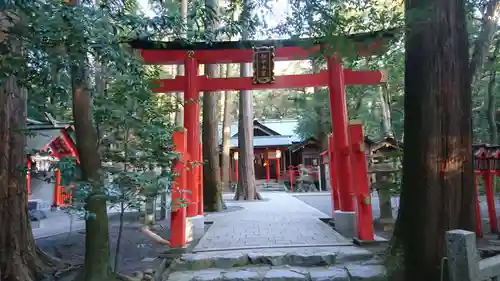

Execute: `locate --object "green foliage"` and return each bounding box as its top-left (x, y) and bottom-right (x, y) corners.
top-left (263, 0), bottom-right (406, 143)
top-left (0, 0), bottom-right (195, 218)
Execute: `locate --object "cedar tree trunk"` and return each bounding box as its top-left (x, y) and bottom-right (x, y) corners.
top-left (202, 64), bottom-right (223, 211)
top-left (0, 12), bottom-right (66, 281)
top-left (390, 0), bottom-right (475, 280)
top-left (221, 64), bottom-right (233, 191)
top-left (234, 63), bottom-right (259, 200)
top-left (70, 51), bottom-right (113, 281)
top-left (202, 0), bottom-right (222, 211)
top-left (233, 0), bottom-right (261, 200)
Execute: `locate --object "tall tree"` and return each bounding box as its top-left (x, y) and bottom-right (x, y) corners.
top-left (391, 0), bottom-right (474, 280)
top-left (221, 63), bottom-right (233, 191)
top-left (64, 1), bottom-right (113, 280)
top-left (234, 0), bottom-right (259, 200)
top-left (202, 0), bottom-right (223, 211)
top-left (0, 8), bottom-right (70, 281)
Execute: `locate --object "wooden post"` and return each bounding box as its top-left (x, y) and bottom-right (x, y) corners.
top-left (445, 230), bottom-right (479, 281)
top-left (327, 56), bottom-right (354, 212)
top-left (275, 158), bottom-right (281, 180)
top-left (170, 130), bottom-right (187, 247)
top-left (184, 56), bottom-right (199, 217)
top-left (349, 122), bottom-right (374, 241)
top-left (289, 166), bottom-right (294, 192)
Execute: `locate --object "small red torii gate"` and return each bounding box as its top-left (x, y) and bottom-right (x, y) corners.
top-left (130, 30), bottom-right (396, 246)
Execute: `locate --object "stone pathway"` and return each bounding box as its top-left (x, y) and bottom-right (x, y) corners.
top-left (159, 192), bottom-right (387, 281)
top-left (194, 192), bottom-right (350, 252)
top-left (165, 263), bottom-right (386, 281)
top-left (161, 246), bottom-right (385, 281)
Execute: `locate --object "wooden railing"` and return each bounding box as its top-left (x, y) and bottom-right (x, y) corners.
top-left (446, 229), bottom-right (500, 281)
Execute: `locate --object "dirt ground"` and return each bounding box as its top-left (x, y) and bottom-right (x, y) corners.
top-left (36, 212), bottom-right (169, 276)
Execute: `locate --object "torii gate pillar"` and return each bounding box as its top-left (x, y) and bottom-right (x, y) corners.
top-left (327, 56), bottom-right (356, 238)
top-left (184, 56), bottom-right (205, 241)
top-left (327, 56), bottom-right (355, 212)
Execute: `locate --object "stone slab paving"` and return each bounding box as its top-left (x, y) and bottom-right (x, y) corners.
top-left (194, 192), bottom-right (350, 252)
top-left (169, 246), bottom-right (374, 271)
top-left (163, 264), bottom-right (387, 281)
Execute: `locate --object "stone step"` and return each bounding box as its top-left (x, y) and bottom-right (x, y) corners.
top-left (163, 264), bottom-right (387, 281)
top-left (256, 183), bottom-right (288, 191)
top-left (258, 187), bottom-right (287, 192)
top-left (168, 246), bottom-right (374, 271)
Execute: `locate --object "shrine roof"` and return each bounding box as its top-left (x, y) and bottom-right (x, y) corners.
top-left (289, 137), bottom-right (320, 153)
top-left (228, 135), bottom-right (301, 148)
top-left (218, 119), bottom-right (302, 148)
top-left (129, 28), bottom-right (400, 51)
top-left (364, 135), bottom-right (404, 151)
top-left (26, 118), bottom-right (75, 157)
top-left (218, 119), bottom-right (299, 143)
top-left (27, 119), bottom-right (68, 152)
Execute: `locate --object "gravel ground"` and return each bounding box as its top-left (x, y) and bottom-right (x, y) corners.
top-left (36, 212), bottom-right (169, 276)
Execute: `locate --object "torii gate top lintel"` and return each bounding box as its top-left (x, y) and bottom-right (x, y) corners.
top-left (129, 28), bottom-right (399, 65)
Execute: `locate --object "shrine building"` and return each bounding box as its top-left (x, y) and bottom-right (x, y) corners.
top-left (218, 119), bottom-right (322, 181)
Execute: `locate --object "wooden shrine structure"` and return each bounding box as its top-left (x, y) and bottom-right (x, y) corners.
top-left (26, 120), bottom-right (79, 208)
top-left (130, 28), bottom-right (398, 246)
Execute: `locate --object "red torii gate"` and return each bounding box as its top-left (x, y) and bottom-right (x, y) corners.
top-left (130, 29), bottom-right (395, 246)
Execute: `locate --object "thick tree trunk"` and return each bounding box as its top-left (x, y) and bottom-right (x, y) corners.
top-left (221, 64), bottom-right (233, 191)
top-left (202, 0), bottom-right (222, 211)
top-left (202, 65), bottom-right (223, 211)
top-left (66, 2), bottom-right (111, 281)
top-left (234, 63), bottom-right (259, 200)
top-left (0, 74), bottom-right (52, 281)
top-left (70, 58), bottom-right (112, 281)
top-left (233, 0), bottom-right (260, 201)
top-left (391, 0), bottom-right (474, 280)
top-left (0, 12), bottom-right (66, 281)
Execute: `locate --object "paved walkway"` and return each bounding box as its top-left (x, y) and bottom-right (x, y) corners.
top-left (32, 211), bottom-right (86, 239)
top-left (193, 192), bottom-right (351, 252)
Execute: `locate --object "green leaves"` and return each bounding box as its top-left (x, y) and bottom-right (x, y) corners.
top-left (0, 0), bottom-right (191, 215)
